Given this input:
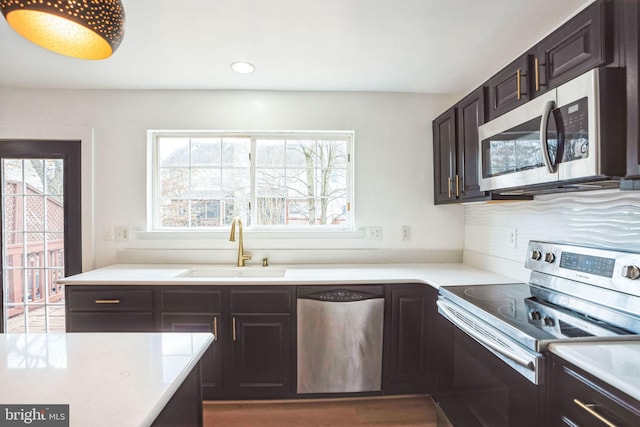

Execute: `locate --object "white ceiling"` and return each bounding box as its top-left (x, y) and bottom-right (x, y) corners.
top-left (0, 0), bottom-right (592, 94)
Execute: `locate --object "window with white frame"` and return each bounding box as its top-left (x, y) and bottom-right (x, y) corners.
top-left (149, 131), bottom-right (353, 230)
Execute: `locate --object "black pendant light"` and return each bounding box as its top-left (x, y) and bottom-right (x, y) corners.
top-left (0, 0), bottom-right (125, 60)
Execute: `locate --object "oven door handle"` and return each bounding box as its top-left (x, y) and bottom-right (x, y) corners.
top-left (437, 300), bottom-right (535, 371)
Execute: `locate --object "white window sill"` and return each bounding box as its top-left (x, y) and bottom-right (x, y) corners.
top-left (136, 229), bottom-right (366, 240)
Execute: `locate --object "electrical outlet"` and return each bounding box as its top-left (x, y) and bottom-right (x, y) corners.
top-left (114, 226), bottom-right (129, 241)
top-left (367, 226), bottom-right (382, 241)
top-left (401, 225), bottom-right (411, 241)
top-left (507, 228), bottom-right (517, 249)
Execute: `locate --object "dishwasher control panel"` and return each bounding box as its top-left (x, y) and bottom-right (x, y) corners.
top-left (318, 290), bottom-right (365, 301)
top-left (297, 285), bottom-right (384, 302)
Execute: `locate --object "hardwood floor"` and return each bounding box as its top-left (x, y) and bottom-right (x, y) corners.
top-left (203, 395), bottom-right (439, 426)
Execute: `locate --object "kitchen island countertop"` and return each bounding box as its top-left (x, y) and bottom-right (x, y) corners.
top-left (549, 341), bottom-right (640, 401)
top-left (0, 332), bottom-right (213, 427)
top-left (56, 262), bottom-right (519, 288)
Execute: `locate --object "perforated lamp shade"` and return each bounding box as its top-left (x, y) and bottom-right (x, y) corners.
top-left (0, 0), bottom-right (125, 60)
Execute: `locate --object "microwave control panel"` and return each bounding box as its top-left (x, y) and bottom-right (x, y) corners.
top-left (555, 96), bottom-right (589, 162)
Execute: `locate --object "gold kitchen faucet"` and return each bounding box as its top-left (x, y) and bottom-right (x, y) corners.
top-left (229, 218), bottom-right (252, 267)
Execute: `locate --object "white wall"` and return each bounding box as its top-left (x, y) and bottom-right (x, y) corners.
top-left (0, 88), bottom-right (463, 268)
top-left (463, 190), bottom-right (640, 281)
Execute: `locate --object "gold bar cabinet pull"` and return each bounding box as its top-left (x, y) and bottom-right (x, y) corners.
top-left (534, 57), bottom-right (540, 91)
top-left (95, 299), bottom-right (120, 304)
top-left (232, 317), bottom-right (237, 342)
top-left (447, 176), bottom-right (452, 198)
top-left (213, 317), bottom-right (218, 342)
top-left (516, 69), bottom-right (522, 100)
top-left (573, 399), bottom-right (618, 427)
top-left (455, 175), bottom-right (460, 197)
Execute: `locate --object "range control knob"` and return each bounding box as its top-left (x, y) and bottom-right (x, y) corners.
top-left (530, 310), bottom-right (542, 321)
top-left (623, 265), bottom-right (640, 280)
top-left (544, 252), bottom-right (556, 264)
top-left (543, 316), bottom-right (555, 327)
top-left (531, 250), bottom-right (542, 261)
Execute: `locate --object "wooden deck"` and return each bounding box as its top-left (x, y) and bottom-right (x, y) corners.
top-left (6, 305), bottom-right (66, 333)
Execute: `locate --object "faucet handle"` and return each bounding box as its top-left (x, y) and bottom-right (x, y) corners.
top-left (239, 252), bottom-right (252, 267)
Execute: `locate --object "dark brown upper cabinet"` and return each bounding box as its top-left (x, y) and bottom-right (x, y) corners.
top-left (620, 0), bottom-right (640, 181)
top-left (533, 0), bottom-right (610, 96)
top-left (487, 54), bottom-right (530, 121)
top-left (456, 89), bottom-right (487, 201)
top-left (486, 0), bottom-right (611, 121)
top-left (433, 108), bottom-right (457, 204)
top-left (432, 0), bottom-right (632, 202)
top-left (433, 88), bottom-right (492, 205)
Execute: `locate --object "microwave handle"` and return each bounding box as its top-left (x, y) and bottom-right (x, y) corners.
top-left (540, 100), bottom-right (557, 174)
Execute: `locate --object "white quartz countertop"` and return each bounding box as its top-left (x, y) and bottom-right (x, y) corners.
top-left (56, 263), bottom-right (519, 288)
top-left (0, 332), bottom-right (213, 427)
top-left (549, 341), bottom-right (640, 401)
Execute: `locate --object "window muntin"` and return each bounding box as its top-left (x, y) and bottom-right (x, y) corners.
top-left (151, 132), bottom-right (353, 230)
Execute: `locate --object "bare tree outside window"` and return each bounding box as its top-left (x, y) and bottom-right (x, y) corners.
top-left (255, 139), bottom-right (347, 225)
top-left (153, 132), bottom-right (352, 230)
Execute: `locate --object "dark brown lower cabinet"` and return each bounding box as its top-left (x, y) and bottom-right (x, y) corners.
top-left (383, 284), bottom-right (437, 394)
top-left (548, 353), bottom-right (640, 426)
top-left (68, 311), bottom-right (155, 332)
top-left (160, 289), bottom-right (223, 400)
top-left (228, 313), bottom-right (292, 398)
top-left (66, 285), bottom-right (296, 400)
top-left (152, 363), bottom-right (203, 427)
top-left (66, 287), bottom-right (155, 332)
top-left (67, 283), bottom-right (442, 401)
top-left (161, 312), bottom-right (223, 399)
top-left (226, 287), bottom-right (295, 399)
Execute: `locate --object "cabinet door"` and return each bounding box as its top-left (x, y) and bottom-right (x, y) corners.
top-left (67, 312), bottom-right (155, 332)
top-left (548, 354), bottom-right (640, 427)
top-left (152, 364), bottom-right (203, 427)
top-left (487, 53), bottom-right (530, 120)
top-left (228, 313), bottom-right (292, 398)
top-left (161, 313), bottom-right (223, 400)
top-left (383, 285), bottom-right (437, 394)
top-left (433, 108), bottom-right (457, 204)
top-left (534, 0), bottom-right (609, 96)
top-left (457, 88), bottom-right (486, 201)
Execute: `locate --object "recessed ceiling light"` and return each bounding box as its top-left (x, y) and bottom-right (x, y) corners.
top-left (231, 61), bottom-right (255, 74)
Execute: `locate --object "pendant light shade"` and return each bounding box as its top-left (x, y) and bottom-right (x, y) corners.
top-left (0, 0), bottom-right (125, 60)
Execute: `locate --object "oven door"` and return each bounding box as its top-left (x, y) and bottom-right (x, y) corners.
top-left (435, 299), bottom-right (545, 427)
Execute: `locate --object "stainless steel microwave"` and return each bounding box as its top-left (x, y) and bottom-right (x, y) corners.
top-left (478, 68), bottom-right (625, 194)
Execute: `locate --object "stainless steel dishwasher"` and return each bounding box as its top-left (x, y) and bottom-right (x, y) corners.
top-left (297, 285), bottom-right (384, 394)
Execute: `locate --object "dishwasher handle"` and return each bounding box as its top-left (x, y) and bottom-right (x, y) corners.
top-left (297, 285), bottom-right (384, 302)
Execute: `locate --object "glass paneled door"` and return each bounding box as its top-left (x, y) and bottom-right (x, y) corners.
top-left (0, 140), bottom-right (82, 333)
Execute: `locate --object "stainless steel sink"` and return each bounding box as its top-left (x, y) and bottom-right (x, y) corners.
top-left (177, 266), bottom-right (286, 279)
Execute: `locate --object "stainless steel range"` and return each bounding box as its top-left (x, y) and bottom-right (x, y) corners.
top-left (435, 241), bottom-right (640, 427)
